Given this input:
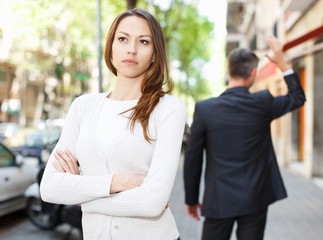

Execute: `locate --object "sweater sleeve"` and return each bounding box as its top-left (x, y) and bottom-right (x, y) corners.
top-left (40, 96), bottom-right (113, 205)
top-left (81, 97), bottom-right (186, 217)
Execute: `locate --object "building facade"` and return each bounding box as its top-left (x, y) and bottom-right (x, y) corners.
top-left (226, 0), bottom-right (323, 179)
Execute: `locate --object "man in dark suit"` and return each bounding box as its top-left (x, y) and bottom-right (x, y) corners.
top-left (183, 35), bottom-right (306, 240)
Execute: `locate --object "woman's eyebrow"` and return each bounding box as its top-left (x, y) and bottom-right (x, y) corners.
top-left (117, 31), bottom-right (152, 39)
top-left (139, 35), bottom-right (152, 39)
top-left (117, 31), bottom-right (130, 36)
top-left (139, 35), bottom-right (153, 39)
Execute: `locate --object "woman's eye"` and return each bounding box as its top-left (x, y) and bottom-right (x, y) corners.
top-left (139, 39), bottom-right (149, 45)
top-left (118, 37), bottom-right (127, 42)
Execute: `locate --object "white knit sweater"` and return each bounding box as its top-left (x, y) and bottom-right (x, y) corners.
top-left (40, 92), bottom-right (186, 240)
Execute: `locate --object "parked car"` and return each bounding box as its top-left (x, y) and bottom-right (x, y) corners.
top-left (0, 123), bottom-right (19, 142)
top-left (3, 127), bottom-right (36, 147)
top-left (0, 142), bottom-right (39, 217)
top-left (25, 165), bottom-right (82, 231)
top-left (9, 129), bottom-right (61, 163)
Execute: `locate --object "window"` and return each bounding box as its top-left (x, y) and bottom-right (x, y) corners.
top-left (0, 144), bottom-right (15, 167)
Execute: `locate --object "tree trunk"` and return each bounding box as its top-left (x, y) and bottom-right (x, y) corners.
top-left (127, 0), bottom-right (137, 10)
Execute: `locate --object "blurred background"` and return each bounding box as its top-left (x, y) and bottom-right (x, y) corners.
top-left (0, 0), bottom-right (323, 239)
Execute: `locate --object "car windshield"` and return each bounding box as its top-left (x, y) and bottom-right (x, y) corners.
top-left (3, 128), bottom-right (36, 148)
top-left (4, 128), bottom-right (61, 148)
top-left (25, 130), bottom-right (60, 147)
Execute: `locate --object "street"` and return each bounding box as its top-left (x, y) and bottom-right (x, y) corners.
top-left (1, 154), bottom-right (323, 240)
top-left (171, 155), bottom-right (323, 240)
top-left (0, 210), bottom-right (81, 240)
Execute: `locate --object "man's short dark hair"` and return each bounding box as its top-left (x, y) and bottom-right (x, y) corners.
top-left (228, 48), bottom-right (259, 79)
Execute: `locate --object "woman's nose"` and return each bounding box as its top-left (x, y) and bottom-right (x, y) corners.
top-left (128, 42), bottom-right (136, 55)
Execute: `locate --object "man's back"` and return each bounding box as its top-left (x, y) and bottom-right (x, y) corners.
top-left (193, 86), bottom-right (287, 218)
top-left (184, 36), bottom-right (306, 240)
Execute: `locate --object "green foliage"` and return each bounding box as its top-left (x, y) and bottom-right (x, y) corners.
top-left (144, 0), bottom-right (215, 101)
top-left (9, 0), bottom-right (215, 102)
top-left (170, 2), bottom-right (214, 101)
top-left (75, 72), bottom-right (90, 82)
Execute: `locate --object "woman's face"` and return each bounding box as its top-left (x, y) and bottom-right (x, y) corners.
top-left (112, 16), bottom-right (154, 81)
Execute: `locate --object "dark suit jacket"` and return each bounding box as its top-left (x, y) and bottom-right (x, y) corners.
top-left (184, 73), bottom-right (306, 219)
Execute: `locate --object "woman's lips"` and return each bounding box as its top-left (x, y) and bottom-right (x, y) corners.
top-left (122, 59), bottom-right (138, 65)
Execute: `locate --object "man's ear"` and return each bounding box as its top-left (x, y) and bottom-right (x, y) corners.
top-left (250, 67), bottom-right (257, 78)
top-left (225, 68), bottom-right (230, 78)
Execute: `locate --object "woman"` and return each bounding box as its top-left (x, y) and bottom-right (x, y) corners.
top-left (40, 8), bottom-right (186, 240)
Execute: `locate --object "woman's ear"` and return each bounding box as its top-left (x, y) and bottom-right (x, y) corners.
top-left (151, 54), bottom-right (155, 63)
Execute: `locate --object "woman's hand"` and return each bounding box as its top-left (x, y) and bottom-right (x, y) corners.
top-left (53, 150), bottom-right (145, 194)
top-left (110, 174), bottom-right (145, 194)
top-left (53, 149), bottom-right (80, 175)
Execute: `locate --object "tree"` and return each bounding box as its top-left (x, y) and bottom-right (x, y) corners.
top-left (127, 0), bottom-right (137, 10)
top-left (8, 0), bottom-right (215, 122)
top-left (10, 0), bottom-right (120, 121)
top-left (144, 0), bottom-right (214, 101)
top-left (128, 0), bottom-right (215, 101)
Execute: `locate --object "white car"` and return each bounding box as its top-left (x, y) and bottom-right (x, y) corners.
top-left (0, 142), bottom-right (38, 217)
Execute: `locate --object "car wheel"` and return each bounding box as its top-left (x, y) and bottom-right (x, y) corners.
top-left (25, 197), bottom-right (59, 230)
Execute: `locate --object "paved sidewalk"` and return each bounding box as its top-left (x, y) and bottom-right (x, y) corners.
top-left (263, 168), bottom-right (323, 240)
top-left (170, 155), bottom-right (323, 240)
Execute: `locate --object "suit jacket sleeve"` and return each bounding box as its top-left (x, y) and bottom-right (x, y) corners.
top-left (270, 72), bottom-right (306, 119)
top-left (184, 102), bottom-right (206, 206)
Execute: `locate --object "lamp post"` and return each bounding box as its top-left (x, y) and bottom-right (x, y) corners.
top-left (97, 0), bottom-right (102, 93)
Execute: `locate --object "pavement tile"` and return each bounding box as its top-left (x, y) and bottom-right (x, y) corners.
top-left (171, 155), bottom-right (323, 240)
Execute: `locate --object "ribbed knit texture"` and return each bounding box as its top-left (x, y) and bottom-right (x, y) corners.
top-left (96, 98), bottom-right (139, 160)
top-left (40, 92), bottom-right (186, 240)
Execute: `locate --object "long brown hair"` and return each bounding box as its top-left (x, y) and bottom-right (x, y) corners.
top-left (105, 8), bottom-right (173, 142)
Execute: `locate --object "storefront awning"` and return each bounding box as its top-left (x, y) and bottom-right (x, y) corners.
top-left (283, 24), bottom-right (323, 51)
